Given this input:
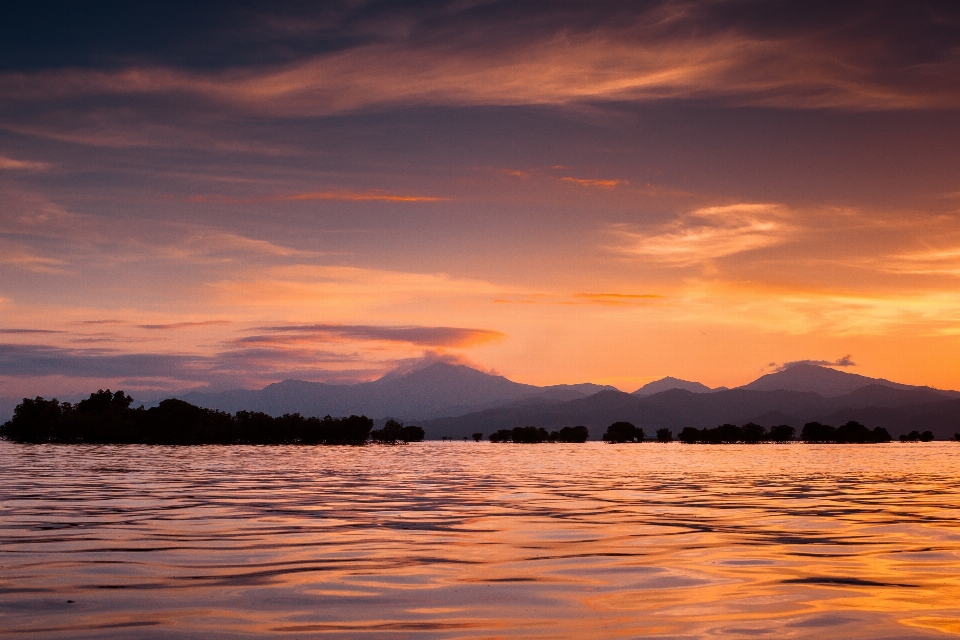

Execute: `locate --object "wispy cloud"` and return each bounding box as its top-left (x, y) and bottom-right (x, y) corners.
top-left (772, 355), bottom-right (856, 372)
top-left (155, 231), bottom-right (321, 262)
top-left (0, 343), bottom-right (210, 380)
top-left (882, 246), bottom-right (960, 276)
top-left (0, 156), bottom-right (50, 171)
top-left (572, 293), bottom-right (664, 306)
top-left (0, 240), bottom-right (68, 274)
top-left (136, 321), bottom-right (231, 330)
top-left (561, 177), bottom-right (624, 188)
top-left (612, 203), bottom-right (793, 266)
top-left (188, 190), bottom-right (446, 204)
top-left (4, 3), bottom-right (959, 116)
top-left (243, 323), bottom-right (505, 348)
top-left (0, 328), bottom-right (65, 334)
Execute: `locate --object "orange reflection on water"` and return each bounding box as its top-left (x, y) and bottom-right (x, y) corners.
top-left (1, 442), bottom-right (960, 638)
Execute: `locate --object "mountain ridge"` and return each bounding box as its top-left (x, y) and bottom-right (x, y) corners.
top-left (137, 362), bottom-right (960, 440)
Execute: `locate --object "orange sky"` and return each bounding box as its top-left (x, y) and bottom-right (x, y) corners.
top-left (2, 2), bottom-right (960, 398)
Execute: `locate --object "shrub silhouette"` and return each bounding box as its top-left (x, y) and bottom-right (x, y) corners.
top-left (0, 391), bottom-right (372, 445)
top-left (603, 421), bottom-right (644, 443)
top-left (370, 419), bottom-right (425, 443)
top-left (549, 425), bottom-right (589, 442)
top-left (901, 430), bottom-right (935, 442)
top-left (512, 426), bottom-right (550, 443)
top-left (472, 432), bottom-right (483, 442)
top-left (656, 428), bottom-right (673, 443)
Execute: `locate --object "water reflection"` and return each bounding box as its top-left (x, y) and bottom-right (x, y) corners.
top-left (1, 442), bottom-right (959, 638)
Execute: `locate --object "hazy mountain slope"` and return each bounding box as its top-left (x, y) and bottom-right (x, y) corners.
top-left (821, 399), bottom-right (960, 441)
top-left (422, 388), bottom-right (830, 440)
top-left (422, 384), bottom-right (960, 440)
top-left (633, 377), bottom-right (713, 395)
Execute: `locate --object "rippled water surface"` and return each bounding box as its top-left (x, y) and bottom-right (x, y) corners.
top-left (3, 442), bottom-right (960, 638)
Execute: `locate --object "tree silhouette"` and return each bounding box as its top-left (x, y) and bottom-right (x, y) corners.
top-left (741, 422), bottom-right (766, 444)
top-left (603, 421), bottom-right (644, 443)
top-left (472, 432), bottom-right (483, 442)
top-left (768, 424), bottom-right (795, 442)
top-left (655, 428), bottom-right (673, 442)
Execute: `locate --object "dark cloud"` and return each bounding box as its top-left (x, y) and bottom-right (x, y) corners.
top-left (2, 1), bottom-right (959, 111)
top-left (0, 343), bottom-right (210, 379)
top-left (0, 328), bottom-right (64, 334)
top-left (776, 355), bottom-right (856, 371)
top-left (245, 324), bottom-right (505, 347)
top-left (0, 342), bottom-right (370, 389)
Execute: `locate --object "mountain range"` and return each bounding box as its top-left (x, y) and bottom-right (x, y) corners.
top-left (162, 362), bottom-right (960, 441)
top-left (5, 362), bottom-right (956, 440)
top-left (176, 363), bottom-right (618, 422)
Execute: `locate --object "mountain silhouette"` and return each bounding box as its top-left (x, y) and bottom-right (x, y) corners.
top-left (177, 362), bottom-right (616, 420)
top-left (738, 363), bottom-right (917, 396)
top-left (633, 376), bottom-right (714, 395)
top-left (136, 363), bottom-right (960, 440)
top-left (422, 376), bottom-right (960, 441)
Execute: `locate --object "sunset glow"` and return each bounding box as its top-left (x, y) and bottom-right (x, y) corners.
top-left (2, 1), bottom-right (960, 401)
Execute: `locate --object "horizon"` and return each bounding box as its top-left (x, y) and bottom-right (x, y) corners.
top-left (1, 360), bottom-right (938, 405)
top-left (3, 2), bottom-right (960, 399)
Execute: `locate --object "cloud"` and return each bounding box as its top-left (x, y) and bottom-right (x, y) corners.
top-left (380, 351), bottom-right (496, 378)
top-left (207, 264), bottom-right (503, 311)
top-left (612, 203), bottom-right (793, 266)
top-left (572, 293), bottom-right (664, 306)
top-left (0, 328), bottom-right (64, 334)
top-left (774, 355), bottom-right (856, 372)
top-left (136, 321), bottom-right (230, 330)
top-left (188, 190), bottom-right (446, 204)
top-left (243, 323), bottom-right (505, 348)
top-left (141, 230), bottom-right (323, 265)
top-left (561, 177), bottom-right (623, 188)
top-left (0, 240), bottom-right (68, 274)
top-left (0, 156), bottom-right (50, 171)
top-left (0, 343), bottom-right (210, 380)
top-left (672, 280), bottom-right (960, 337)
top-left (882, 246), bottom-right (960, 276)
top-left (0, 342), bottom-right (375, 390)
top-left (3, 2), bottom-right (959, 115)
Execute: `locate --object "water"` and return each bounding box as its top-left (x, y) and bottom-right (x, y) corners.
top-left (2, 441), bottom-right (960, 639)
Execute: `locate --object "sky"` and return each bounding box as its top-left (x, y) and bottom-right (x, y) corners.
top-left (2, 0), bottom-right (960, 399)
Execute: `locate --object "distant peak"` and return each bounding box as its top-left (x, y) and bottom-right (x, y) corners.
top-left (633, 376), bottom-right (713, 396)
top-left (739, 363), bottom-right (911, 397)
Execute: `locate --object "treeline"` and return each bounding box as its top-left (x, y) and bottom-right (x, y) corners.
top-left (0, 390), bottom-right (422, 445)
top-left (675, 421), bottom-right (892, 444)
top-left (797, 421), bottom-right (892, 443)
top-left (677, 423), bottom-right (796, 444)
top-left (489, 425), bottom-right (589, 443)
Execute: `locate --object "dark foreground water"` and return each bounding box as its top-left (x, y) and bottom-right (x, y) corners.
top-left (2, 442), bottom-right (960, 639)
